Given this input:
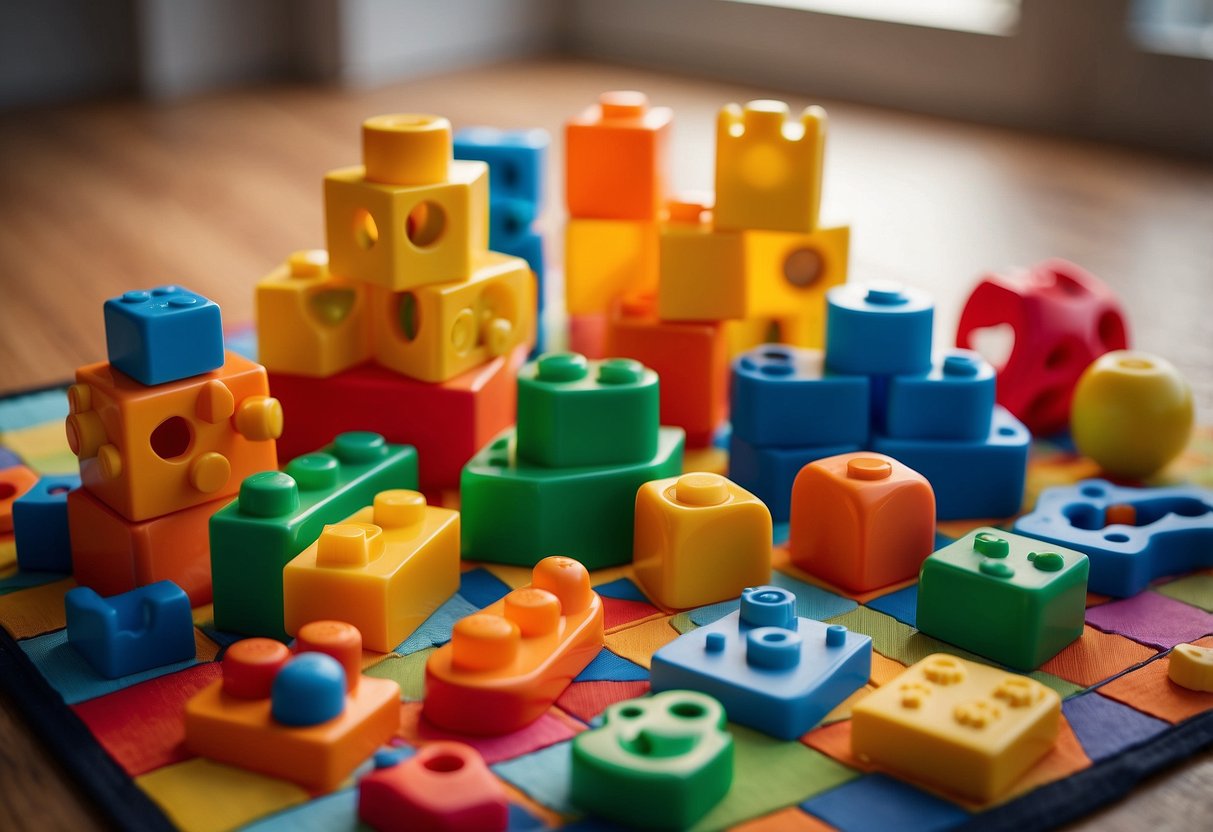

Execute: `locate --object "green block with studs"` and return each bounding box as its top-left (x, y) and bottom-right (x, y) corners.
top-left (210, 431), bottom-right (418, 641)
top-left (460, 426), bottom-right (685, 569)
top-left (516, 352), bottom-right (660, 468)
top-left (571, 690), bottom-right (734, 830)
top-left (915, 527), bottom-right (1089, 671)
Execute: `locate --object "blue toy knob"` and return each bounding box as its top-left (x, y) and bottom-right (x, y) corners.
top-left (739, 586), bottom-right (797, 629)
top-left (271, 653), bottom-right (347, 726)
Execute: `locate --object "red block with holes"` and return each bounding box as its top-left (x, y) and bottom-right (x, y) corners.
top-left (956, 259), bottom-right (1129, 436)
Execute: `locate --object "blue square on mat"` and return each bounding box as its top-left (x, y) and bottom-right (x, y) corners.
top-left (493, 741), bottom-right (577, 815)
top-left (593, 578), bottom-right (650, 603)
top-left (802, 773), bottom-right (969, 832)
top-left (1063, 692), bottom-right (1168, 762)
top-left (867, 584), bottom-right (918, 627)
top-left (575, 648), bottom-right (649, 682)
top-left (460, 567), bottom-right (512, 608)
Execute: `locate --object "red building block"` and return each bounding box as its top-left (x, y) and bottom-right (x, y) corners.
top-left (359, 742), bottom-right (508, 832)
top-left (956, 259), bottom-right (1129, 436)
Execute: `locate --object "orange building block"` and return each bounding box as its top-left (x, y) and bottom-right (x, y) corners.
top-left (788, 453), bottom-right (936, 593)
top-left (423, 556), bottom-right (604, 735)
top-left (565, 218), bottom-right (660, 316)
top-left (0, 465), bottom-right (39, 533)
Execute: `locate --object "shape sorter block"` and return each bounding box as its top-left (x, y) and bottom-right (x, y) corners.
top-left (571, 690), bottom-right (734, 830)
top-left (565, 217), bottom-right (659, 316)
top-left (368, 250), bottom-right (535, 384)
top-left (884, 349), bottom-right (996, 441)
top-left (728, 435), bottom-right (861, 523)
top-left (255, 249), bottom-right (372, 378)
top-left (851, 654), bottom-right (1061, 801)
top-left (651, 586), bottom-right (872, 740)
top-left (210, 431), bottom-right (418, 641)
top-left (824, 282), bottom-right (934, 377)
top-left (453, 126), bottom-right (548, 207)
top-left (283, 490), bottom-right (459, 652)
top-left (460, 426), bottom-right (685, 570)
top-left (1169, 643), bottom-right (1213, 692)
top-left (788, 453), bottom-right (936, 593)
top-left (566, 91), bottom-right (672, 221)
top-left (916, 528), bottom-right (1088, 671)
top-left (872, 405), bottom-right (1030, 521)
top-left (359, 742), bottom-right (509, 832)
top-left (0, 465), bottom-right (39, 534)
top-left (730, 344), bottom-right (869, 447)
top-left (633, 472), bottom-right (772, 610)
top-left (516, 352), bottom-right (659, 469)
top-left (65, 580), bottom-right (195, 679)
top-left (324, 114), bottom-right (489, 292)
top-left (714, 99), bottom-right (826, 234)
top-left (956, 258), bottom-right (1129, 436)
top-left (103, 286), bottom-right (224, 386)
top-left (1013, 479), bottom-right (1213, 598)
top-left (423, 556), bottom-right (605, 735)
top-left (14, 474), bottom-right (79, 573)
top-left (185, 622), bottom-right (400, 792)
top-left (66, 351), bottom-right (281, 523)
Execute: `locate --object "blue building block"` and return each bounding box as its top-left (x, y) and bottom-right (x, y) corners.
top-left (271, 653), bottom-right (347, 726)
top-left (728, 434), bottom-right (860, 522)
top-left (884, 349), bottom-right (996, 441)
top-left (873, 405), bottom-right (1029, 520)
top-left (824, 282), bottom-right (934, 376)
top-left (730, 344), bottom-right (869, 447)
top-left (65, 581), bottom-right (196, 679)
top-left (13, 475), bottom-right (80, 573)
top-left (103, 286), bottom-right (224, 385)
top-left (650, 585), bottom-right (872, 740)
top-left (1014, 479), bottom-right (1213, 597)
top-left (453, 126), bottom-right (549, 206)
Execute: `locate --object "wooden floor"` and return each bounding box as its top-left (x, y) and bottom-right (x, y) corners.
top-left (0, 57), bottom-right (1212, 830)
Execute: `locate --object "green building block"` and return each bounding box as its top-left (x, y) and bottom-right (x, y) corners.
top-left (210, 431), bottom-right (417, 641)
top-left (516, 352), bottom-right (660, 468)
top-left (461, 425), bottom-right (684, 569)
top-left (915, 527), bottom-right (1089, 671)
top-left (571, 690), bottom-right (733, 830)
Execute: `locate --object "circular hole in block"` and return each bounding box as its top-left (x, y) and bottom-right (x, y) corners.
top-left (424, 753), bottom-right (466, 773)
top-left (397, 292), bottom-right (421, 342)
top-left (1105, 532), bottom-right (1130, 543)
top-left (1080, 484), bottom-right (1106, 498)
top-left (353, 208), bottom-right (378, 250)
top-left (1098, 311), bottom-right (1127, 349)
top-left (0, 483), bottom-right (15, 500)
top-left (619, 706), bottom-right (644, 718)
top-left (150, 416), bottom-right (192, 460)
top-left (406, 200), bottom-right (446, 248)
top-left (48, 486), bottom-right (71, 496)
top-left (783, 247), bottom-right (824, 288)
top-left (501, 162), bottom-right (520, 189)
top-left (669, 701), bottom-right (706, 719)
top-left (997, 426), bottom-right (1018, 437)
top-left (1045, 343), bottom-right (1069, 369)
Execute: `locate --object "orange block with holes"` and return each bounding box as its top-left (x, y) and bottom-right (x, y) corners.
top-left (423, 556), bottom-right (604, 735)
top-left (66, 352), bottom-right (281, 522)
top-left (788, 452), bottom-right (936, 593)
top-left (0, 466), bottom-right (39, 533)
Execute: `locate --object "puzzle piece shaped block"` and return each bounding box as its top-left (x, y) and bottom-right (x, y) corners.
top-left (65, 581), bottom-right (195, 678)
top-left (727, 434), bottom-right (861, 523)
top-left (103, 286), bottom-right (224, 386)
top-left (565, 218), bottom-right (659, 315)
top-left (825, 282), bottom-right (934, 376)
top-left (885, 349), bottom-right (996, 441)
top-left (14, 474), bottom-right (80, 573)
top-left (1169, 643), bottom-right (1213, 692)
top-left (454, 125), bottom-right (548, 207)
top-left (1, 465), bottom-right (40, 534)
top-left (359, 742), bottom-right (508, 832)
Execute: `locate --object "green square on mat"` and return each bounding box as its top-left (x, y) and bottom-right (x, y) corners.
top-left (825, 606), bottom-right (983, 668)
top-left (364, 648), bottom-right (434, 701)
top-left (1155, 574), bottom-right (1213, 612)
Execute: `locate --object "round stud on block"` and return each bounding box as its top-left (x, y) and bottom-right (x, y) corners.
top-left (746, 627), bottom-right (803, 670)
top-left (504, 588), bottom-right (562, 637)
top-left (238, 471), bottom-right (300, 518)
top-left (285, 453), bottom-right (340, 492)
top-left (362, 113), bottom-right (452, 187)
top-left (451, 309), bottom-right (477, 355)
top-left (271, 653), bottom-right (347, 726)
top-left (922, 655), bottom-right (965, 685)
top-left (97, 444), bottom-right (122, 480)
top-left (120, 290), bottom-right (151, 304)
top-left (331, 431), bottom-right (389, 465)
top-left (484, 317), bottom-right (513, 357)
top-left (973, 532), bottom-right (1010, 558)
top-left (452, 614), bottom-right (520, 672)
top-left (846, 457), bottom-right (892, 481)
top-left (235, 396), bottom-right (284, 441)
top-left (295, 620), bottom-right (363, 691)
top-left (536, 352), bottom-right (589, 383)
top-left (196, 380), bottom-right (236, 424)
top-left (67, 383), bottom-right (91, 415)
top-left (599, 90), bottom-right (648, 120)
top-left (1028, 552), bottom-right (1065, 572)
top-left (825, 624), bottom-right (848, 648)
top-left (597, 357), bottom-right (645, 385)
top-left (979, 559), bottom-right (1015, 579)
top-left (673, 472), bottom-right (730, 507)
top-left (65, 411), bottom-right (106, 458)
top-left (942, 350), bottom-right (984, 377)
top-left (531, 556), bottom-right (594, 615)
top-left (222, 638), bottom-right (292, 699)
top-left (1169, 643), bottom-right (1213, 692)
top-left (317, 523), bottom-right (384, 568)
top-left (739, 586), bottom-right (797, 629)
top-left (667, 197), bottom-right (710, 224)
top-left (288, 249), bottom-right (328, 278)
top-left (372, 489), bottom-right (426, 528)
top-left (189, 452), bottom-right (231, 493)
top-left (704, 632), bottom-right (727, 654)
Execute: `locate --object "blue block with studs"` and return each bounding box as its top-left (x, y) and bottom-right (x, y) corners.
top-left (13, 475), bottom-right (80, 573)
top-left (103, 286), bottom-right (225, 385)
top-left (65, 580), bottom-right (196, 679)
top-left (825, 282), bottom-right (934, 377)
top-left (885, 349), bottom-right (996, 441)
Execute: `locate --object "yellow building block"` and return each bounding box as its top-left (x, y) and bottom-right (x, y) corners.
top-left (714, 100), bottom-right (826, 234)
top-left (724, 318), bottom-right (778, 358)
top-left (255, 250), bottom-right (372, 377)
top-left (565, 218), bottom-right (659, 316)
top-left (851, 654), bottom-right (1061, 801)
top-left (633, 472), bottom-right (772, 610)
top-left (324, 114), bottom-right (489, 291)
top-left (369, 251), bottom-right (535, 383)
top-left (1169, 643), bottom-right (1213, 692)
top-left (283, 490), bottom-right (460, 652)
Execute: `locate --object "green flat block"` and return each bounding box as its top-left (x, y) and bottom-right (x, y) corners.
top-left (461, 426), bottom-right (684, 570)
top-left (210, 431), bottom-right (418, 641)
top-left (915, 527), bottom-right (1089, 671)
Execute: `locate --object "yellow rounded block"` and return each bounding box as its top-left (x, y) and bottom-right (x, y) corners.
top-left (1169, 643), bottom-right (1213, 692)
top-left (362, 114), bottom-right (451, 187)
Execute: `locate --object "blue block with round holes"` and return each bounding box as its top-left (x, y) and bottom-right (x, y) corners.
top-left (650, 586), bottom-right (872, 740)
top-left (14, 475), bottom-right (80, 573)
top-left (104, 286), bottom-right (225, 385)
top-left (454, 127), bottom-right (549, 207)
top-left (825, 282), bottom-right (934, 377)
top-left (885, 349), bottom-right (996, 441)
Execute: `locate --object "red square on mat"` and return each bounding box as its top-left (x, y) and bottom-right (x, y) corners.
top-left (556, 680), bottom-right (650, 723)
top-left (603, 596), bottom-right (661, 631)
top-left (1039, 625), bottom-right (1158, 688)
top-left (1098, 636), bottom-right (1213, 724)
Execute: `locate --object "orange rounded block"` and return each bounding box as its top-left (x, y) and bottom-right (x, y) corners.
top-left (788, 452), bottom-right (936, 593)
top-left (358, 742), bottom-right (508, 832)
top-left (0, 465), bottom-right (39, 533)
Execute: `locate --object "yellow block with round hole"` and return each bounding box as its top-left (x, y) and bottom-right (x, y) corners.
top-left (565, 218), bottom-right (659, 316)
top-left (1169, 643), bottom-right (1213, 692)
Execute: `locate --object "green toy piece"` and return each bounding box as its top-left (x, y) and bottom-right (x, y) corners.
top-left (915, 527), bottom-right (1089, 671)
top-left (516, 352), bottom-right (660, 468)
top-left (571, 690), bottom-right (734, 830)
top-left (209, 432), bottom-right (418, 641)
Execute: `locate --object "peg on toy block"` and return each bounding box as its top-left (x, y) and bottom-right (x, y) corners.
top-left (824, 282), bottom-right (934, 377)
top-left (1169, 643), bottom-right (1213, 692)
top-left (103, 286), bottom-right (224, 386)
top-left (727, 434), bottom-right (861, 523)
top-left (13, 474), bottom-right (79, 573)
top-left (65, 581), bottom-right (196, 678)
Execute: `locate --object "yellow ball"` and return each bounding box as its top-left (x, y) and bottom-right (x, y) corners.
top-left (1070, 350), bottom-right (1193, 479)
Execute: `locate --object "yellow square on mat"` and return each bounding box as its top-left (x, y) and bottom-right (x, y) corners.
top-left (137, 758), bottom-right (308, 832)
top-left (0, 578), bottom-right (74, 639)
top-left (604, 616), bottom-right (679, 669)
top-left (0, 422), bottom-right (73, 468)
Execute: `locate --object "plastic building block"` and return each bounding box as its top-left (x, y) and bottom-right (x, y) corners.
top-left (324, 114), bottom-right (489, 292)
top-left (566, 91), bottom-right (671, 221)
top-left (634, 472), bottom-right (772, 609)
top-left (956, 258), bottom-right (1129, 435)
top-left (359, 741), bottom-right (508, 832)
top-left (1070, 350), bottom-right (1194, 479)
top-left (1013, 479), bottom-right (1213, 597)
top-left (255, 249), bottom-right (372, 378)
top-left (885, 349), bottom-right (996, 441)
top-left (210, 431), bottom-right (419, 641)
top-left (66, 351), bottom-right (281, 522)
top-left (916, 528), bottom-right (1089, 671)
top-left (13, 474), bottom-right (79, 573)
top-left (0, 465), bottom-right (39, 534)
top-left (369, 250), bottom-right (535, 383)
top-left (424, 556), bottom-right (605, 734)
top-left (825, 282), bottom-right (934, 376)
top-left (714, 100), bottom-right (826, 233)
top-left (788, 453), bottom-right (936, 593)
top-left (103, 286), bottom-right (224, 386)
top-left (461, 426), bottom-right (684, 569)
top-left (569, 312), bottom-right (608, 359)
top-left (565, 218), bottom-right (659, 315)
top-left (571, 690), bottom-right (733, 829)
top-left (872, 404), bottom-right (1029, 520)
top-left (283, 490), bottom-right (459, 652)
top-left (651, 586), bottom-right (872, 739)
top-left (516, 352), bottom-right (659, 468)
top-left (730, 344), bottom-right (869, 447)
top-left (851, 654), bottom-right (1061, 801)
top-left (656, 198), bottom-right (743, 320)
top-left (453, 126), bottom-right (548, 207)
top-left (727, 434), bottom-right (861, 523)
top-left (184, 621), bottom-right (400, 792)
top-left (268, 345), bottom-right (523, 491)
top-left (1169, 643), bottom-right (1213, 692)
top-left (65, 581), bottom-right (195, 678)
